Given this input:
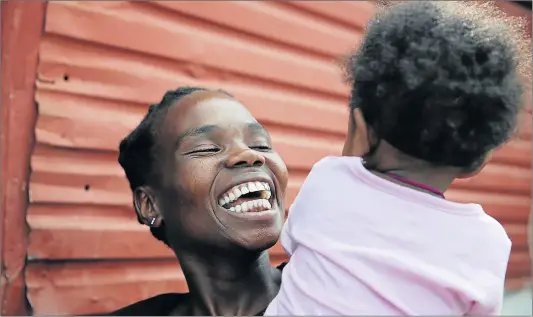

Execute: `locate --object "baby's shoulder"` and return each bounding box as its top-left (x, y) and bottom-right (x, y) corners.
top-left (297, 156), bottom-right (367, 195)
top-left (309, 156), bottom-right (362, 177)
top-left (293, 156), bottom-right (368, 209)
top-left (474, 212), bottom-right (512, 250)
top-left (312, 156), bottom-right (359, 168)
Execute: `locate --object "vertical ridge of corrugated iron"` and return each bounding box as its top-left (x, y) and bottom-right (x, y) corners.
top-left (1, 1), bottom-right (46, 315)
top-left (25, 2), bottom-right (531, 315)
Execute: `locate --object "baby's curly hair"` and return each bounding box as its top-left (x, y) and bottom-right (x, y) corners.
top-left (345, 1), bottom-right (531, 170)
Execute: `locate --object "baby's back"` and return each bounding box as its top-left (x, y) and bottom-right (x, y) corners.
top-left (265, 157), bottom-right (511, 316)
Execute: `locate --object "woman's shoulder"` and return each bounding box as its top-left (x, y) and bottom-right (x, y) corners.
top-left (107, 293), bottom-right (187, 316)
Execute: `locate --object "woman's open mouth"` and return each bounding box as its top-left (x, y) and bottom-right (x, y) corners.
top-left (218, 181), bottom-right (273, 213)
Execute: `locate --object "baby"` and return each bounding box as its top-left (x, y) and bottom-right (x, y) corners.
top-left (265, 1), bottom-right (530, 315)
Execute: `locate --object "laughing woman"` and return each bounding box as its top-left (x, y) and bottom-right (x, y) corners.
top-left (111, 87), bottom-right (289, 316)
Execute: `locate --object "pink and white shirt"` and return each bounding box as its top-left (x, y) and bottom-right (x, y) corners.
top-left (265, 156), bottom-right (511, 316)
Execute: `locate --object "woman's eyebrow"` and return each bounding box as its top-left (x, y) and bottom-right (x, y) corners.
top-left (247, 122), bottom-right (268, 135)
top-left (175, 124), bottom-right (219, 148)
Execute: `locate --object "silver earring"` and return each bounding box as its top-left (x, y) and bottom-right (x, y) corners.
top-left (150, 217), bottom-right (155, 225)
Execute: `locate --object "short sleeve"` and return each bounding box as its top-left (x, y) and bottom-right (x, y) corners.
top-left (466, 235), bottom-right (510, 316)
top-left (467, 299), bottom-right (502, 316)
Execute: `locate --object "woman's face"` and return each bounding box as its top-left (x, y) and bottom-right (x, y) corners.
top-left (152, 90), bottom-right (288, 253)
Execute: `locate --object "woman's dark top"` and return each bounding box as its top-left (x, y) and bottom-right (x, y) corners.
top-left (109, 262), bottom-right (287, 316)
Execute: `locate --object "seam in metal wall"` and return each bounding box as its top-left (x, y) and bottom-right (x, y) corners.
top-left (1, 1), bottom-right (46, 315)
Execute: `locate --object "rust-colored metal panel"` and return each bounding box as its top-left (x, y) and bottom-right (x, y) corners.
top-left (43, 1), bottom-right (347, 96)
top-left (283, 1), bottom-right (376, 31)
top-left (1, 1), bottom-right (46, 315)
top-left (26, 260), bottom-right (187, 315)
top-left (152, 1), bottom-right (363, 58)
top-left (27, 257), bottom-right (288, 315)
top-left (25, 1), bottom-right (531, 315)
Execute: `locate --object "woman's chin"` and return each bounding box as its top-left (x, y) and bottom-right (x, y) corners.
top-left (231, 217), bottom-right (283, 252)
top-left (237, 233), bottom-right (280, 253)
top-left (212, 198), bottom-right (285, 252)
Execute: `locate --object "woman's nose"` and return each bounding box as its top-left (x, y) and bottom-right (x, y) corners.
top-left (225, 147), bottom-right (266, 168)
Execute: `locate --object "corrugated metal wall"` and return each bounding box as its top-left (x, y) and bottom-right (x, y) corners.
top-left (26, 1), bottom-right (531, 315)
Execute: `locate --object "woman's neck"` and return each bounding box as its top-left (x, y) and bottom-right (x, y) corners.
top-left (177, 250), bottom-right (281, 316)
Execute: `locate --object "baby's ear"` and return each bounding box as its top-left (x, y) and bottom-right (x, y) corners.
top-left (342, 108), bottom-right (370, 157)
top-left (457, 152), bottom-right (492, 179)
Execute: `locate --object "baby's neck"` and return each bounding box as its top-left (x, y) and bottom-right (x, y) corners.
top-left (369, 168), bottom-right (455, 197)
top-left (362, 141), bottom-right (459, 195)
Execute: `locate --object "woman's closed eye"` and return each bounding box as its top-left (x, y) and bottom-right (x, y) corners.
top-left (250, 145), bottom-right (271, 151)
top-left (186, 146), bottom-right (220, 154)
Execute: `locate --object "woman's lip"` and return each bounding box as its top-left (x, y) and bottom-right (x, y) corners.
top-left (216, 205), bottom-right (280, 221)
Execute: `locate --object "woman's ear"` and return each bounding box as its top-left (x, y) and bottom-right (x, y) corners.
top-left (133, 187), bottom-right (163, 227)
top-left (342, 108), bottom-right (370, 157)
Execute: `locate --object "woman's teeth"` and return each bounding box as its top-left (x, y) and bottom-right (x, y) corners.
top-left (218, 181), bottom-right (273, 213)
top-left (229, 199), bottom-right (272, 213)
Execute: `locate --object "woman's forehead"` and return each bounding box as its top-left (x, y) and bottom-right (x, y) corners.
top-left (162, 95), bottom-right (257, 136)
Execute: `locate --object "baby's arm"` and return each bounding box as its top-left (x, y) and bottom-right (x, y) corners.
top-left (467, 288), bottom-right (504, 316)
top-left (466, 223), bottom-right (511, 316)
